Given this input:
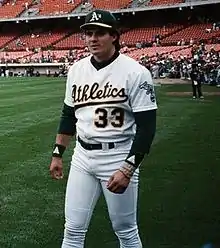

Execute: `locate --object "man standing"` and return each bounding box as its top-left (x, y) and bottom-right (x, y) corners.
top-left (49, 9), bottom-right (157, 248)
top-left (190, 62), bottom-right (204, 99)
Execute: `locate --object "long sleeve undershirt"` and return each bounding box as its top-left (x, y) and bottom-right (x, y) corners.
top-left (58, 104), bottom-right (156, 167)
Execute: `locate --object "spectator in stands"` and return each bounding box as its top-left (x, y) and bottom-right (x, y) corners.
top-left (16, 38), bottom-right (23, 47)
top-left (205, 27), bottom-right (212, 33)
top-left (151, 62), bottom-right (159, 79)
top-left (33, 0), bottom-right (41, 5)
top-left (136, 41), bottom-right (142, 49)
top-left (181, 39), bottom-right (185, 46)
top-left (190, 38), bottom-right (194, 45)
top-left (24, 2), bottom-right (28, 9)
top-left (0, 0), bottom-right (5, 7)
top-left (155, 34), bottom-right (161, 46)
top-left (216, 22), bottom-right (220, 31)
top-left (180, 62), bottom-right (186, 79)
top-left (213, 23), bottom-right (217, 31)
top-left (154, 37), bottom-right (161, 47)
top-left (81, 1), bottom-right (93, 11)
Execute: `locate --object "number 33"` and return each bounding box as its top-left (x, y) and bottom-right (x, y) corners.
top-left (94, 108), bottom-right (124, 128)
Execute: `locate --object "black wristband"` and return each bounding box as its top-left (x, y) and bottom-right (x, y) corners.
top-left (52, 144), bottom-right (66, 158)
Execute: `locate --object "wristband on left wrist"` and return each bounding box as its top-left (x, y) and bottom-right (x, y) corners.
top-left (52, 144), bottom-right (66, 158)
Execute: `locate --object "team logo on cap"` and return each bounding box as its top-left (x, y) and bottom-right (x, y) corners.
top-left (90, 12), bottom-right (102, 22)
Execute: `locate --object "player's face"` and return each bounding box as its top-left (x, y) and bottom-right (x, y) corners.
top-left (84, 28), bottom-right (117, 61)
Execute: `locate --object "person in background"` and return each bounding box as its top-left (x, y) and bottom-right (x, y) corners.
top-left (190, 62), bottom-right (204, 99)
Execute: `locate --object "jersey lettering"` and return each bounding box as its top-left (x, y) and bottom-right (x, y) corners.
top-left (72, 82), bottom-right (128, 104)
top-left (64, 54), bottom-right (157, 142)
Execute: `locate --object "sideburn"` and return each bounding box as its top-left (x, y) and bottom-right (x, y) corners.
top-left (109, 30), bottom-right (121, 51)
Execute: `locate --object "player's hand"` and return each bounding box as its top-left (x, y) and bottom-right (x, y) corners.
top-left (107, 170), bottom-right (130, 194)
top-left (49, 157), bottom-right (64, 180)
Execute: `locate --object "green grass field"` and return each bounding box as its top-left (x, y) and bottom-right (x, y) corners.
top-left (0, 77), bottom-right (220, 248)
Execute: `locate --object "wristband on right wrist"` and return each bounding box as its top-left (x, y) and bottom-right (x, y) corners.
top-left (52, 144), bottom-right (66, 158)
top-left (119, 163), bottom-right (136, 179)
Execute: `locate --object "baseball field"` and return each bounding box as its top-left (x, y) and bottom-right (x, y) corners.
top-left (0, 77), bottom-right (220, 248)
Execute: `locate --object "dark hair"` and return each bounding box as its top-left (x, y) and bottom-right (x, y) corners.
top-left (114, 39), bottom-right (121, 51)
top-left (109, 30), bottom-right (121, 51)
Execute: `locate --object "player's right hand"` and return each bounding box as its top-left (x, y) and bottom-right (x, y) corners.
top-left (107, 170), bottom-right (130, 194)
top-left (49, 157), bottom-right (64, 180)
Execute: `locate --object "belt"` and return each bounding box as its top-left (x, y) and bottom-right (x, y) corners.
top-left (78, 136), bottom-right (115, 150)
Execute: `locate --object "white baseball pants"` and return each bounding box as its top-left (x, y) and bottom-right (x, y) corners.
top-left (61, 139), bottom-right (142, 248)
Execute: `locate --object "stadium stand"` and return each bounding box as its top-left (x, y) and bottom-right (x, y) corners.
top-left (5, 29), bottom-right (70, 51)
top-left (162, 23), bottom-right (220, 45)
top-left (147, 0), bottom-right (184, 6)
top-left (0, 0), bottom-right (219, 85)
top-left (7, 22), bottom-right (215, 51)
top-left (0, 0), bottom-right (33, 18)
top-left (126, 45), bottom-right (190, 60)
top-left (89, 0), bottom-right (131, 10)
top-left (36, 0), bottom-right (81, 16)
top-left (127, 43), bottom-right (220, 60)
top-left (120, 25), bottom-right (184, 46)
top-left (1, 43), bottom-right (219, 62)
top-left (54, 33), bottom-right (85, 49)
top-left (0, 51), bottom-right (31, 60)
top-left (0, 32), bottom-right (20, 48)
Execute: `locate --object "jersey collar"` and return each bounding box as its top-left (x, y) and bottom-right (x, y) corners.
top-left (90, 51), bottom-right (120, 71)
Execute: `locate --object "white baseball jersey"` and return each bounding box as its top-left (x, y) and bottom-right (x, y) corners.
top-left (64, 54), bottom-right (157, 143)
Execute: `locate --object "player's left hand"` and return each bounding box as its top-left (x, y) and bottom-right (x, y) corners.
top-left (107, 170), bottom-right (130, 194)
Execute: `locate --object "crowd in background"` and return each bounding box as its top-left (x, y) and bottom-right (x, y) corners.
top-left (0, 39), bottom-right (220, 85)
top-left (138, 43), bottom-right (220, 85)
top-left (0, 48), bottom-right (89, 64)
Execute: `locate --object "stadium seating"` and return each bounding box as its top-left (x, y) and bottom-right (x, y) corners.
top-left (53, 25), bottom-right (185, 50)
top-left (6, 30), bottom-right (69, 51)
top-left (90, 0), bottom-right (131, 10)
top-left (24, 49), bottom-right (88, 59)
top-left (1, 43), bottom-right (219, 63)
top-left (0, 0), bottom-right (218, 64)
top-left (162, 24), bottom-right (220, 45)
top-left (126, 45), bottom-right (189, 60)
top-left (147, 0), bottom-right (184, 6)
top-left (127, 43), bottom-right (220, 60)
top-left (0, 0), bottom-right (33, 18)
top-left (120, 25), bottom-right (184, 45)
top-left (169, 44), bottom-right (220, 58)
top-left (37, 0), bottom-right (81, 16)
top-left (0, 51), bottom-right (31, 60)
top-left (0, 0), bottom-right (132, 17)
top-left (0, 33), bottom-right (19, 48)
top-left (54, 33), bottom-right (85, 49)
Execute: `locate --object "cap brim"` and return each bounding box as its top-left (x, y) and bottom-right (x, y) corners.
top-left (80, 22), bottom-right (112, 30)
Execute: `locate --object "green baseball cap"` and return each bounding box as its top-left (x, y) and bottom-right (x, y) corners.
top-left (80, 9), bottom-right (118, 31)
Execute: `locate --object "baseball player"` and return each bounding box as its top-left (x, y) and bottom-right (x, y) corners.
top-left (49, 9), bottom-right (157, 248)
